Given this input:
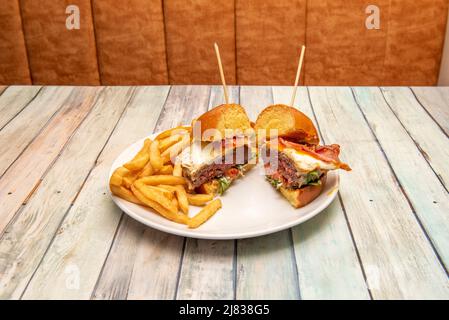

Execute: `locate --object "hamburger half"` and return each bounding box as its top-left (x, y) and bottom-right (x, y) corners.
top-left (179, 104), bottom-right (256, 195)
top-left (255, 104), bottom-right (351, 208)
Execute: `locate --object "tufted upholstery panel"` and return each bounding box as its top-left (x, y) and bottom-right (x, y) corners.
top-left (0, 0), bottom-right (447, 86)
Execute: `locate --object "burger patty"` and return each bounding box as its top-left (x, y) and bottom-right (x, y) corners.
top-left (277, 153), bottom-right (306, 188)
top-left (189, 163), bottom-right (235, 188)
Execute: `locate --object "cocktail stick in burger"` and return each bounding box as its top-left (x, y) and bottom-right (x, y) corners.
top-left (178, 104), bottom-right (256, 195)
top-left (255, 104), bottom-right (351, 208)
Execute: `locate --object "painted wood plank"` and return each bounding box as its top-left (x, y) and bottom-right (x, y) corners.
top-left (353, 87), bottom-right (449, 271)
top-left (91, 216), bottom-right (145, 300)
top-left (272, 86), bottom-right (370, 299)
top-left (0, 87), bottom-right (100, 235)
top-left (0, 87), bottom-right (135, 299)
top-left (21, 86), bottom-right (169, 299)
top-left (0, 86), bottom-right (41, 130)
top-left (175, 86), bottom-right (239, 300)
top-left (236, 86), bottom-right (299, 300)
top-left (410, 87), bottom-right (449, 136)
top-left (93, 86), bottom-right (211, 300)
top-left (308, 87), bottom-right (449, 299)
top-left (0, 86), bottom-right (73, 177)
top-left (381, 87), bottom-right (449, 189)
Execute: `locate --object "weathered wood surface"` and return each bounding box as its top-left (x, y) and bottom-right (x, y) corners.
top-left (308, 87), bottom-right (449, 299)
top-left (0, 86), bottom-right (73, 177)
top-left (352, 87), bottom-right (449, 271)
top-left (93, 86), bottom-right (210, 300)
top-left (0, 87), bottom-right (101, 234)
top-left (22, 87), bottom-right (168, 299)
top-left (272, 86), bottom-right (370, 299)
top-left (0, 86), bottom-right (447, 300)
top-left (381, 87), bottom-right (449, 189)
top-left (176, 86), bottom-right (239, 300)
top-left (236, 86), bottom-right (299, 300)
top-left (0, 87), bottom-right (134, 299)
top-left (410, 87), bottom-right (449, 136)
top-left (0, 86), bottom-right (41, 130)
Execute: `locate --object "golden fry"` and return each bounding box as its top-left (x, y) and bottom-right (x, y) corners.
top-left (131, 185), bottom-right (188, 224)
top-left (124, 139), bottom-right (151, 171)
top-left (161, 136), bottom-right (190, 162)
top-left (150, 186), bottom-right (175, 200)
top-left (172, 197), bottom-right (178, 210)
top-left (159, 134), bottom-right (182, 153)
top-left (136, 175), bottom-right (186, 186)
top-left (109, 167), bottom-right (130, 187)
top-left (186, 193), bottom-right (214, 206)
top-left (122, 173), bottom-right (138, 189)
top-left (155, 126), bottom-right (191, 141)
top-left (134, 181), bottom-right (177, 214)
top-left (150, 140), bottom-right (163, 172)
top-left (138, 160), bottom-right (154, 178)
top-left (159, 164), bottom-right (174, 175)
top-left (175, 185), bottom-right (189, 215)
top-left (110, 184), bottom-right (142, 205)
top-left (188, 199), bottom-right (222, 228)
top-left (158, 185), bottom-right (177, 192)
top-left (173, 161), bottom-right (182, 177)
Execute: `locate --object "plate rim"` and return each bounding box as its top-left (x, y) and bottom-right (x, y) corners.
top-left (109, 134), bottom-right (339, 240)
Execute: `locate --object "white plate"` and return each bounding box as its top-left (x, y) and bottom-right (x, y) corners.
top-left (109, 134), bottom-right (340, 239)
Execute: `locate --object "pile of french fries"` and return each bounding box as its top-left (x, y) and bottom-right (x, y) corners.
top-left (109, 126), bottom-right (222, 229)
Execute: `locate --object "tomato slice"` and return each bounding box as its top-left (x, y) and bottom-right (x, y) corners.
top-left (226, 167), bottom-right (240, 179)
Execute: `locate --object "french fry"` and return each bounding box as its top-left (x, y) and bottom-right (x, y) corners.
top-left (124, 139), bottom-right (151, 171)
top-left (110, 185), bottom-right (142, 205)
top-left (136, 175), bottom-right (186, 186)
top-left (155, 126), bottom-right (191, 141)
top-left (158, 185), bottom-right (177, 192)
top-left (161, 135), bottom-right (190, 162)
top-left (122, 172), bottom-right (138, 189)
top-left (150, 186), bottom-right (175, 199)
top-left (134, 181), bottom-right (177, 214)
top-left (173, 161), bottom-right (182, 177)
top-left (175, 185), bottom-right (189, 215)
top-left (131, 185), bottom-right (188, 224)
top-left (150, 140), bottom-right (163, 172)
top-left (186, 193), bottom-right (214, 206)
top-left (159, 134), bottom-right (182, 153)
top-left (159, 164), bottom-right (174, 175)
top-left (188, 199), bottom-right (222, 228)
top-left (109, 167), bottom-right (130, 187)
top-left (172, 197), bottom-right (178, 210)
top-left (138, 160), bottom-right (153, 178)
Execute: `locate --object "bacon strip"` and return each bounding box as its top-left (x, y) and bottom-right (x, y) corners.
top-left (279, 138), bottom-right (351, 171)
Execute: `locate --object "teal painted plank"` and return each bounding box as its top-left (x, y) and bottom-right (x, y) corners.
top-left (272, 86), bottom-right (370, 299)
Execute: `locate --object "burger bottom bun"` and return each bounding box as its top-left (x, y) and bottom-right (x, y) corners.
top-left (278, 174), bottom-right (327, 208)
top-left (196, 163), bottom-right (256, 195)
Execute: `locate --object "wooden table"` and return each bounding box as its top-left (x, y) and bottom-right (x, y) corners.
top-left (0, 85), bottom-right (448, 300)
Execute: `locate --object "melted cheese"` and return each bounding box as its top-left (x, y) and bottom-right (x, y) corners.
top-left (179, 139), bottom-right (256, 176)
top-left (282, 148), bottom-right (338, 172)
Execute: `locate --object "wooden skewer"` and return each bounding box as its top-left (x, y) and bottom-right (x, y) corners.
top-left (214, 42), bottom-right (230, 104)
top-left (290, 45), bottom-right (306, 107)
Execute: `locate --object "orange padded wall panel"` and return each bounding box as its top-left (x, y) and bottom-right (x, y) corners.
top-left (383, 0), bottom-right (449, 86)
top-left (236, 0), bottom-right (307, 85)
top-left (0, 0), bottom-right (31, 84)
top-left (20, 0), bottom-right (100, 85)
top-left (306, 0), bottom-right (390, 86)
top-left (92, 0), bottom-right (168, 85)
top-left (164, 0), bottom-right (236, 84)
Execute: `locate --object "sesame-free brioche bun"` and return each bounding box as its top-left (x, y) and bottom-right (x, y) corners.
top-left (278, 174), bottom-right (327, 208)
top-left (255, 104), bottom-right (319, 145)
top-left (193, 104), bottom-right (253, 142)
